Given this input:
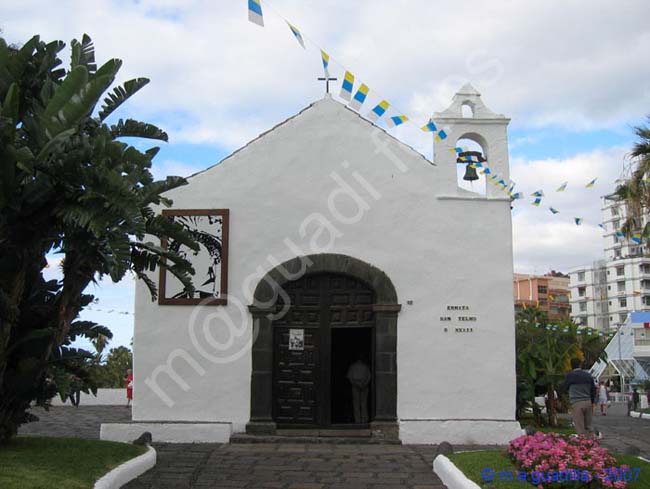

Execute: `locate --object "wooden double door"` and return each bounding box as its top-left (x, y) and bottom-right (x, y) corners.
top-left (272, 273), bottom-right (375, 427)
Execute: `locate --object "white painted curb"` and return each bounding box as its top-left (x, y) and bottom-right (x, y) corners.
top-left (433, 454), bottom-right (482, 489)
top-left (629, 411), bottom-right (650, 420)
top-left (94, 445), bottom-right (156, 489)
top-left (101, 422), bottom-right (231, 443)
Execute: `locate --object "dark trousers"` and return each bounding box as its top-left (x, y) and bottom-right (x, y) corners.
top-left (69, 390), bottom-right (80, 407)
top-left (351, 386), bottom-right (368, 424)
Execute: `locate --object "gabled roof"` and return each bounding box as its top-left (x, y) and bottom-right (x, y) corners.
top-left (186, 96), bottom-right (435, 181)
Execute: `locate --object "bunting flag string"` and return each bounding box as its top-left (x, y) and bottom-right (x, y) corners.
top-left (248, 0), bottom-right (264, 26)
top-left (245, 1), bottom-right (613, 215)
top-left (518, 320), bottom-right (616, 338)
top-left (574, 218), bottom-right (583, 225)
top-left (246, 0), bottom-right (450, 141)
top-left (86, 305), bottom-right (133, 316)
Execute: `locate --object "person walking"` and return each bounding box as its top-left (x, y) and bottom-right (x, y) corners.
top-left (597, 381), bottom-right (609, 416)
top-left (632, 388), bottom-right (640, 413)
top-left (562, 358), bottom-right (597, 437)
top-left (125, 369), bottom-right (133, 407)
top-left (69, 374), bottom-right (81, 407)
top-left (346, 357), bottom-right (371, 424)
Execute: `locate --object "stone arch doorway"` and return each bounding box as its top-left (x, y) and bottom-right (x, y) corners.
top-left (247, 254), bottom-right (400, 438)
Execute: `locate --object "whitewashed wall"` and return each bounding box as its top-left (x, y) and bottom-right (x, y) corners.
top-left (132, 96), bottom-right (519, 442)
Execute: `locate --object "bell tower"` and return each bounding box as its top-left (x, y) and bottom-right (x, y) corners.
top-left (432, 83), bottom-right (510, 198)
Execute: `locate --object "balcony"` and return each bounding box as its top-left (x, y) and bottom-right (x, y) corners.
top-left (634, 336), bottom-right (650, 359)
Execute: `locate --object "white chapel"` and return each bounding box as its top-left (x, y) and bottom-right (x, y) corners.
top-left (101, 84), bottom-right (523, 445)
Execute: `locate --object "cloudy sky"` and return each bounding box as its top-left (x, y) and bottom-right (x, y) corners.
top-left (3, 0), bottom-right (649, 349)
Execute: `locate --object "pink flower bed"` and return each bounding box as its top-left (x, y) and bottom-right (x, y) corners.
top-left (508, 432), bottom-right (629, 488)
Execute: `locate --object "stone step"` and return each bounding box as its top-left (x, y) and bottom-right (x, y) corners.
top-left (231, 431), bottom-right (401, 444)
top-left (277, 428), bottom-right (372, 437)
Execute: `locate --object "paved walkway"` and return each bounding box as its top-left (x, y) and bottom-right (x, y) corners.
top-left (16, 405), bottom-right (650, 488)
top-left (590, 402), bottom-right (650, 459)
top-left (123, 443), bottom-right (446, 489)
top-left (18, 405), bottom-right (132, 439)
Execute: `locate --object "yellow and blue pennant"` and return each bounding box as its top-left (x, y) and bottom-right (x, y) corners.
top-left (349, 83), bottom-right (369, 111)
top-left (421, 121), bottom-right (437, 132)
top-left (386, 115), bottom-right (409, 128)
top-left (339, 71), bottom-right (355, 102)
top-left (367, 100), bottom-right (390, 122)
top-left (320, 49), bottom-right (330, 77)
top-left (286, 21), bottom-right (305, 48)
top-left (248, 0), bottom-right (264, 27)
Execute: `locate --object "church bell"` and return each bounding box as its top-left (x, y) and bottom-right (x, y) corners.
top-left (463, 163), bottom-right (479, 182)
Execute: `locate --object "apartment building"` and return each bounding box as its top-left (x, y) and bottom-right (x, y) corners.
top-left (569, 196), bottom-right (650, 331)
top-left (514, 272), bottom-right (570, 320)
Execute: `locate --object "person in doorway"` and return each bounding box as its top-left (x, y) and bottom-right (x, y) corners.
top-left (561, 358), bottom-right (597, 437)
top-left (125, 369), bottom-right (133, 407)
top-left (597, 381), bottom-right (609, 416)
top-left (347, 357), bottom-right (371, 424)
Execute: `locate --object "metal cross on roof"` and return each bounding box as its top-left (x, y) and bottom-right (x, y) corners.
top-left (318, 76), bottom-right (338, 94)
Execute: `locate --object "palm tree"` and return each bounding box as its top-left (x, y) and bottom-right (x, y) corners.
top-left (614, 116), bottom-right (650, 241)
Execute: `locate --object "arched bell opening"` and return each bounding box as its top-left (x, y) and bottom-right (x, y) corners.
top-left (461, 101), bottom-right (475, 118)
top-left (455, 133), bottom-right (490, 196)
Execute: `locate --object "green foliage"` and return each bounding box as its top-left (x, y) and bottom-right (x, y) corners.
top-left (94, 346), bottom-right (132, 388)
top-left (641, 379), bottom-right (650, 393)
top-left (614, 116), bottom-right (650, 242)
top-left (0, 437), bottom-right (145, 489)
top-left (0, 34), bottom-right (199, 442)
top-left (515, 308), bottom-right (607, 427)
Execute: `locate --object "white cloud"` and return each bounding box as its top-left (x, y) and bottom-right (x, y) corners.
top-left (2, 0), bottom-right (648, 152)
top-left (511, 146), bottom-right (628, 273)
top-left (150, 159), bottom-right (201, 180)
